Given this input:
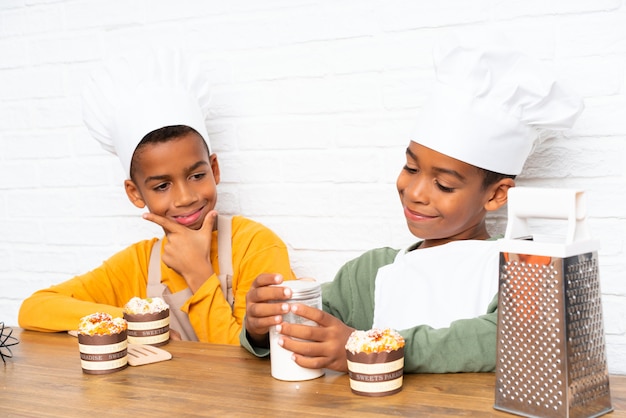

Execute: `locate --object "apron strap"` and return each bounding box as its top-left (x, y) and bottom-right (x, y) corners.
top-left (147, 239), bottom-right (198, 341)
top-left (146, 239), bottom-right (164, 297)
top-left (217, 215), bottom-right (234, 309)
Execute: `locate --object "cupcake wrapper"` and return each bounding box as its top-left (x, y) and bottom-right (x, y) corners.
top-left (346, 347), bottom-right (404, 397)
top-left (346, 347), bottom-right (404, 364)
top-left (124, 309), bottom-right (170, 346)
top-left (78, 330), bottom-right (128, 374)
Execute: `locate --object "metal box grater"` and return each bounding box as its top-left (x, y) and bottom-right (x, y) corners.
top-left (494, 188), bottom-right (612, 418)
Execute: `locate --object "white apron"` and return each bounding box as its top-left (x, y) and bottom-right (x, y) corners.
top-left (373, 240), bottom-right (499, 331)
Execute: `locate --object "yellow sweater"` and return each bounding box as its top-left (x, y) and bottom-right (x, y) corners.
top-left (18, 216), bottom-right (295, 345)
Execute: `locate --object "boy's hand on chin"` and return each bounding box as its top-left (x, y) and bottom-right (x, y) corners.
top-left (142, 210), bottom-right (218, 292)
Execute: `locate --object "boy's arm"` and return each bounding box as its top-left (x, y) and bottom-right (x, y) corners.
top-left (322, 248), bottom-right (498, 373)
top-left (263, 248), bottom-right (397, 369)
top-left (399, 294), bottom-right (498, 373)
top-left (18, 241), bottom-right (151, 332)
top-left (240, 327), bottom-right (270, 357)
top-left (186, 218), bottom-right (296, 345)
top-left (322, 247), bottom-right (400, 329)
top-left (18, 286), bottom-right (125, 332)
top-left (240, 247), bottom-right (398, 355)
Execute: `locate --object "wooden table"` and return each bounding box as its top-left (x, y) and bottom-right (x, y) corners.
top-left (1, 329), bottom-right (625, 417)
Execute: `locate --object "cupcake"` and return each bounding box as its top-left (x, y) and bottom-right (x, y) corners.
top-left (345, 328), bottom-right (405, 396)
top-left (77, 312), bottom-right (128, 374)
top-left (123, 297), bottom-right (170, 346)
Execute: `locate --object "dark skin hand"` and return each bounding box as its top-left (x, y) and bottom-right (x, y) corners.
top-left (244, 273), bottom-right (292, 346)
top-left (142, 210), bottom-right (218, 293)
top-left (245, 274), bottom-right (355, 373)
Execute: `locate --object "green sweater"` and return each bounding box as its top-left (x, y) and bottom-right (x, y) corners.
top-left (241, 246), bottom-right (498, 373)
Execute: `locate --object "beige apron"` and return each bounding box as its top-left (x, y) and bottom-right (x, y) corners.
top-left (373, 240), bottom-right (499, 331)
top-left (147, 215), bottom-right (234, 341)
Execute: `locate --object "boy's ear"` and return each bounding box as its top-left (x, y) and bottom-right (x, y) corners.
top-left (484, 179), bottom-right (515, 212)
top-left (124, 179), bottom-right (146, 209)
top-left (210, 153), bottom-right (221, 185)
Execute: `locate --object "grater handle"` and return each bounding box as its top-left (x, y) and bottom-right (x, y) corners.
top-left (504, 187), bottom-right (590, 244)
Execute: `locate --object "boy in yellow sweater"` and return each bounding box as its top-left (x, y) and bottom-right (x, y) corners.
top-left (18, 50), bottom-right (296, 344)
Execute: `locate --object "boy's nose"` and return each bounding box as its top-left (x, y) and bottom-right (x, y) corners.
top-left (405, 177), bottom-right (430, 204)
top-left (173, 184), bottom-right (197, 207)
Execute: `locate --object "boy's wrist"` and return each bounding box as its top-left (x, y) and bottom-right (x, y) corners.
top-left (184, 266), bottom-right (215, 293)
top-left (246, 328), bottom-right (270, 349)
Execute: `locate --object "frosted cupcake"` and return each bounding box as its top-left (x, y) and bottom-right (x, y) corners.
top-left (77, 312), bottom-right (128, 374)
top-left (345, 328), bottom-right (405, 396)
top-left (123, 297), bottom-right (170, 346)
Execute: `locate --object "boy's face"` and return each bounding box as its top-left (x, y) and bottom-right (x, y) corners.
top-left (397, 141), bottom-right (511, 248)
top-left (124, 132), bottom-right (220, 231)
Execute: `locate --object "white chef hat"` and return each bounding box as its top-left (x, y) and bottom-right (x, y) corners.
top-left (411, 32), bottom-right (584, 175)
top-left (81, 48), bottom-right (212, 178)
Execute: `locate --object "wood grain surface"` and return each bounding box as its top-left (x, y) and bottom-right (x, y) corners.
top-left (1, 329), bottom-right (624, 417)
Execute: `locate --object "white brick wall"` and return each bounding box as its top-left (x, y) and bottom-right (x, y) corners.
top-left (1, 1), bottom-right (625, 374)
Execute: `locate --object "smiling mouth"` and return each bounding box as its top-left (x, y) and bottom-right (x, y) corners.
top-left (404, 206), bottom-right (437, 221)
top-left (173, 208), bottom-right (204, 226)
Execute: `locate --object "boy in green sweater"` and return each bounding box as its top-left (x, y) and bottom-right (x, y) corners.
top-left (241, 34), bottom-right (584, 373)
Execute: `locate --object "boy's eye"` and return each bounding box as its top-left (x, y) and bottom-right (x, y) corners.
top-left (435, 181), bottom-right (454, 193)
top-left (153, 182), bottom-right (170, 192)
top-left (190, 172), bottom-right (206, 181)
top-left (403, 165), bottom-right (418, 174)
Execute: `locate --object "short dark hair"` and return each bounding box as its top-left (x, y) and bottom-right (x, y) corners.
top-left (130, 125), bottom-right (209, 180)
top-left (480, 167), bottom-right (516, 189)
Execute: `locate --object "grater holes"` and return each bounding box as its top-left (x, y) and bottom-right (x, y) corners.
top-left (564, 254), bottom-right (610, 408)
top-left (497, 259), bottom-right (564, 411)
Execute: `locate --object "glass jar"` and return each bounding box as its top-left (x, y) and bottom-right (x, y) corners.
top-left (269, 280), bottom-right (325, 381)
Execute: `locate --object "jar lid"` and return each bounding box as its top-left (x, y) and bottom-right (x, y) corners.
top-left (272, 280), bottom-right (320, 301)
